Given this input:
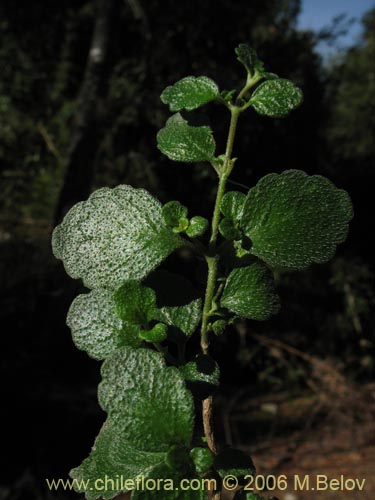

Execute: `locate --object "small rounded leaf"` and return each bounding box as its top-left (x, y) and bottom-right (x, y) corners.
top-left (220, 191), bottom-right (246, 221)
top-left (157, 113), bottom-right (216, 163)
top-left (186, 216), bottom-right (209, 238)
top-left (161, 76), bottom-right (219, 112)
top-left (249, 79), bottom-right (303, 117)
top-left (162, 201), bottom-right (188, 227)
top-left (220, 261), bottom-right (280, 321)
top-left (241, 170), bottom-right (353, 269)
top-left (190, 447), bottom-right (215, 474)
top-left (219, 218), bottom-right (240, 240)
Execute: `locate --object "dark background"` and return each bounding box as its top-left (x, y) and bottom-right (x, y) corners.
top-left (0, 1), bottom-right (373, 499)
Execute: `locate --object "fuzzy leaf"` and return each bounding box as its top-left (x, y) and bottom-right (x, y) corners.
top-left (220, 191), bottom-right (246, 221)
top-left (52, 185), bottom-right (183, 290)
top-left (162, 201), bottom-right (188, 227)
top-left (131, 462), bottom-right (208, 500)
top-left (66, 290), bottom-right (141, 360)
top-left (115, 281), bottom-right (157, 325)
top-left (145, 271), bottom-right (202, 337)
top-left (186, 216), bottom-right (209, 238)
top-left (241, 170), bottom-right (353, 269)
top-left (249, 79), bottom-right (303, 117)
top-left (180, 354), bottom-right (220, 400)
top-left (157, 113), bottom-right (216, 162)
top-left (190, 447), bottom-right (215, 474)
top-left (161, 76), bottom-right (219, 112)
top-left (71, 347), bottom-right (194, 499)
top-left (235, 44), bottom-right (264, 75)
top-left (220, 261), bottom-right (280, 321)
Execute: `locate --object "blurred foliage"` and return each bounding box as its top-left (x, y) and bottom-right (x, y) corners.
top-left (0, 0), bottom-right (373, 497)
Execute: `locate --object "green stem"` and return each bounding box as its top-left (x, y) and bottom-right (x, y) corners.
top-left (200, 107), bottom-right (241, 471)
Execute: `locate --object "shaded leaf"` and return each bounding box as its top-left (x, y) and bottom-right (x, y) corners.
top-left (145, 271), bottom-right (202, 337)
top-left (220, 191), bottom-right (246, 221)
top-left (115, 281), bottom-right (157, 324)
top-left (235, 44), bottom-right (264, 75)
top-left (161, 76), bottom-right (219, 112)
top-left (249, 79), bottom-right (303, 117)
top-left (66, 289), bottom-right (141, 360)
top-left (71, 347), bottom-right (194, 499)
top-left (131, 462), bottom-right (208, 500)
top-left (162, 201), bottom-right (188, 227)
top-left (157, 113), bottom-right (216, 162)
top-left (52, 185), bottom-right (183, 290)
top-left (241, 170), bottom-right (353, 269)
top-left (220, 261), bottom-right (280, 321)
top-left (180, 354), bottom-right (220, 400)
top-left (190, 447), bottom-right (215, 474)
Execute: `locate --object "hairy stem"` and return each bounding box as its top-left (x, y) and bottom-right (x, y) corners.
top-left (200, 107), bottom-right (241, 498)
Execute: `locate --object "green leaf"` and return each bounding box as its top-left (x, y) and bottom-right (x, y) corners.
top-left (240, 170), bottom-right (353, 269)
top-left (220, 261), bottom-right (280, 321)
top-left (52, 185), bottom-right (183, 290)
top-left (66, 289), bottom-right (141, 360)
top-left (190, 447), bottom-right (215, 474)
top-left (139, 323), bottom-right (168, 343)
top-left (157, 113), bottom-right (216, 163)
top-left (145, 271), bottom-right (202, 337)
top-left (162, 201), bottom-right (188, 227)
top-left (71, 347), bottom-right (195, 499)
top-left (161, 76), bottom-right (219, 112)
top-left (70, 420), bottom-right (165, 500)
top-left (219, 217), bottom-right (240, 240)
top-left (220, 191), bottom-right (246, 221)
top-left (115, 281), bottom-right (157, 325)
top-left (249, 79), bottom-right (303, 117)
top-left (186, 216), bottom-right (209, 238)
top-left (235, 44), bottom-right (264, 75)
top-left (214, 448), bottom-right (255, 484)
top-left (131, 462), bottom-right (208, 500)
top-left (180, 354), bottom-right (220, 400)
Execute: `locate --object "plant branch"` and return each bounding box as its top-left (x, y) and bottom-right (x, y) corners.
top-left (199, 106), bottom-right (242, 496)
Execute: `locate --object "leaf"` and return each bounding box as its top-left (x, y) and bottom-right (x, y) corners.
top-left (71, 347), bottom-right (195, 499)
top-left (145, 271), bottom-right (202, 337)
top-left (161, 76), bottom-right (219, 112)
top-left (214, 448), bottom-right (255, 484)
top-left (220, 191), bottom-right (246, 221)
top-left (66, 289), bottom-right (141, 360)
top-left (249, 79), bottom-right (303, 117)
top-left (52, 185), bottom-right (183, 290)
top-left (180, 354), bottom-right (220, 400)
top-left (131, 462), bottom-right (209, 500)
top-left (219, 217), bottom-right (240, 240)
top-left (115, 281), bottom-right (157, 325)
top-left (240, 170), bottom-right (353, 269)
top-left (157, 113), bottom-right (216, 162)
top-left (190, 447), bottom-right (214, 474)
top-left (235, 44), bottom-right (264, 75)
top-left (186, 216), bottom-right (209, 238)
top-left (162, 201), bottom-right (188, 227)
top-left (98, 347), bottom-right (194, 444)
top-left (220, 261), bottom-right (280, 321)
